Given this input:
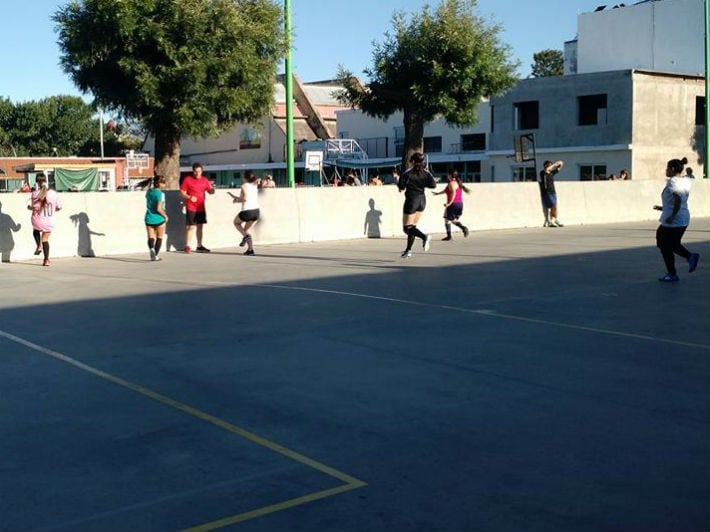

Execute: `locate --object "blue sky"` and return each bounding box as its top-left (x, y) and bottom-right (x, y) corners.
top-left (1, 0), bottom-right (606, 103)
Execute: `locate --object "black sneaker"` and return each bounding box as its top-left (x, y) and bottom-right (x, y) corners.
top-left (196, 245), bottom-right (211, 253)
top-left (688, 253), bottom-right (700, 273)
top-left (462, 226), bottom-right (470, 237)
top-left (244, 249), bottom-right (255, 256)
top-left (442, 235), bottom-right (452, 241)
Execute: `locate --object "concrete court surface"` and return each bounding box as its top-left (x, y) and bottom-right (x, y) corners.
top-left (1, 219), bottom-right (709, 532)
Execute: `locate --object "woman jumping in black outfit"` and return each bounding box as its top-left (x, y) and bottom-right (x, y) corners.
top-left (398, 152), bottom-right (436, 258)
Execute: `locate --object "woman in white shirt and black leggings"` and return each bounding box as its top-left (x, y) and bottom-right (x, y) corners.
top-left (654, 156), bottom-right (700, 282)
top-left (233, 171), bottom-right (260, 256)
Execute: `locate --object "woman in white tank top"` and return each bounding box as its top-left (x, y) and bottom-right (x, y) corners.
top-left (232, 171), bottom-right (260, 255)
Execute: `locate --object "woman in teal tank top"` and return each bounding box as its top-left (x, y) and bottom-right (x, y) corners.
top-left (144, 175), bottom-right (168, 261)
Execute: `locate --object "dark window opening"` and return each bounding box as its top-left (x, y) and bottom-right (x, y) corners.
top-left (578, 94), bottom-right (607, 126)
top-left (423, 136), bottom-right (442, 153)
top-left (514, 101), bottom-right (539, 130)
top-left (460, 133), bottom-right (486, 151)
top-left (580, 164), bottom-right (607, 181)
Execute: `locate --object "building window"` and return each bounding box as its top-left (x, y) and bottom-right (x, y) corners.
top-left (423, 136), bottom-right (442, 153)
top-left (490, 105), bottom-right (495, 133)
top-left (460, 133), bottom-right (486, 152)
top-left (578, 94), bottom-right (607, 126)
top-left (514, 101), bottom-right (539, 130)
top-left (580, 164), bottom-right (607, 181)
top-left (512, 166), bottom-right (537, 182)
top-left (394, 126), bottom-right (405, 157)
top-left (696, 96), bottom-right (705, 126)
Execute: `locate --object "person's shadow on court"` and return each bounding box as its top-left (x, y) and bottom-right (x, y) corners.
top-left (0, 201), bottom-right (21, 262)
top-left (70, 212), bottom-right (105, 257)
top-left (364, 198), bottom-right (382, 238)
top-left (164, 190), bottom-right (186, 252)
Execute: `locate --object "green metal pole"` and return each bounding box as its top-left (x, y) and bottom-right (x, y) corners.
top-left (705, 0), bottom-right (709, 177)
top-left (285, 0), bottom-right (295, 187)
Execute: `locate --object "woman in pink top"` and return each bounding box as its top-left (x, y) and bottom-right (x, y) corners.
top-left (434, 170), bottom-right (470, 240)
top-left (28, 173), bottom-right (62, 266)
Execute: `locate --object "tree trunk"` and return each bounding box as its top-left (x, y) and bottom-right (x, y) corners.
top-left (402, 108), bottom-right (425, 170)
top-left (153, 126), bottom-right (182, 189)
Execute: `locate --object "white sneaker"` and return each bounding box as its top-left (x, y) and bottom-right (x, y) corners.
top-left (150, 248), bottom-right (157, 261)
top-left (423, 235), bottom-right (430, 252)
top-left (401, 250), bottom-right (412, 258)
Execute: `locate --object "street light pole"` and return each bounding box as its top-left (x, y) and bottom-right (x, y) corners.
top-left (285, 0), bottom-right (295, 187)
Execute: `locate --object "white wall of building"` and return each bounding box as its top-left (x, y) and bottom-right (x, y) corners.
top-left (577, 0), bottom-right (703, 75)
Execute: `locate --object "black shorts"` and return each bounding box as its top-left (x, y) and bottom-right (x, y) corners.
top-left (145, 222), bottom-right (166, 229)
top-left (444, 203), bottom-right (463, 220)
top-left (186, 210), bottom-right (207, 225)
top-left (238, 209), bottom-right (260, 222)
top-left (403, 195), bottom-right (426, 215)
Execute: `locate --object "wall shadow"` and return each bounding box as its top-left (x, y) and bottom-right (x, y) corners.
top-left (364, 198), bottom-right (382, 238)
top-left (69, 212), bottom-right (105, 257)
top-left (0, 200), bottom-right (22, 262)
top-left (164, 190), bottom-right (185, 252)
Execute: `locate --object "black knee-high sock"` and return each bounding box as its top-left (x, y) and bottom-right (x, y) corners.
top-left (409, 225), bottom-right (426, 241)
top-left (444, 222), bottom-right (452, 236)
top-left (148, 238), bottom-right (155, 250)
top-left (453, 221), bottom-right (465, 230)
top-left (33, 230), bottom-right (41, 246)
top-left (42, 241), bottom-right (49, 260)
top-left (404, 225), bottom-right (415, 251)
top-left (154, 238), bottom-right (162, 255)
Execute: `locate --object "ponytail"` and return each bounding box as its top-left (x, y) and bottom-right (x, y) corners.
top-left (667, 156), bottom-right (688, 176)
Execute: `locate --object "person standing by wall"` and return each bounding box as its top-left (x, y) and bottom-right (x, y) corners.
top-left (539, 160), bottom-right (564, 227)
top-left (145, 175), bottom-right (168, 261)
top-left (434, 170), bottom-right (470, 240)
top-left (29, 173), bottom-right (62, 267)
top-left (398, 152), bottom-right (436, 258)
top-left (180, 162), bottom-right (215, 253)
top-left (232, 170), bottom-right (260, 256)
top-left (654, 156), bottom-right (700, 282)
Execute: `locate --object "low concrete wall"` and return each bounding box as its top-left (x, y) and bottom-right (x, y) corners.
top-left (1, 179), bottom-right (708, 262)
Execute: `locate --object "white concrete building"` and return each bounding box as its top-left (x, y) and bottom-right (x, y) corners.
top-left (569, 0), bottom-right (704, 76)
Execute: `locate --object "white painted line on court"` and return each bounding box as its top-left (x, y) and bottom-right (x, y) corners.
top-left (258, 284), bottom-right (710, 351)
top-left (0, 329), bottom-right (366, 530)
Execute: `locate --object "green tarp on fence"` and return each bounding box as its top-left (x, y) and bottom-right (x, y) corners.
top-left (54, 168), bottom-right (99, 192)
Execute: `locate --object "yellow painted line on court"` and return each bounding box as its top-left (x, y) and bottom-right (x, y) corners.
top-left (260, 284), bottom-right (710, 351)
top-left (181, 481), bottom-right (365, 532)
top-left (0, 329), bottom-right (367, 529)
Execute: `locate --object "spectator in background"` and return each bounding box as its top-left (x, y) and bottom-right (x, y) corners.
top-left (180, 162), bottom-right (215, 253)
top-left (539, 159), bottom-right (564, 227)
top-left (345, 172), bottom-right (362, 186)
top-left (368, 172), bottom-right (383, 186)
top-left (685, 167), bottom-right (694, 179)
top-left (261, 174), bottom-right (276, 188)
top-left (619, 169), bottom-right (630, 180)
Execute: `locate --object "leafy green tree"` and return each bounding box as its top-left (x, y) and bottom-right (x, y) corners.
top-left (531, 49), bottom-right (564, 78)
top-left (336, 0), bottom-right (518, 167)
top-left (55, 0), bottom-right (285, 187)
top-left (0, 98), bottom-right (16, 156)
top-left (5, 96), bottom-right (96, 157)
